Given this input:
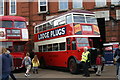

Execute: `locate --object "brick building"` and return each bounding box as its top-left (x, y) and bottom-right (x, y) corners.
top-left (1, 0), bottom-right (120, 50)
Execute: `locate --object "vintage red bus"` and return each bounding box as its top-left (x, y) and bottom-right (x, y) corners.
top-left (34, 9), bottom-right (101, 73)
top-left (0, 16), bottom-right (29, 69)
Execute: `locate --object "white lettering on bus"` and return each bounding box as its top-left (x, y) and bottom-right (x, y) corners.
top-left (38, 27), bottom-right (66, 40)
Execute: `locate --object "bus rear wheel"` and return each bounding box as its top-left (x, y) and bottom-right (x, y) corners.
top-left (69, 58), bottom-right (78, 74)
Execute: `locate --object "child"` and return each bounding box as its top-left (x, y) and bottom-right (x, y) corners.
top-left (32, 55), bottom-right (40, 74)
top-left (22, 52), bottom-right (31, 77)
top-left (96, 54), bottom-right (102, 76)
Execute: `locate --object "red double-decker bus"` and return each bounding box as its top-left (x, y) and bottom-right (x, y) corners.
top-left (0, 16), bottom-right (29, 69)
top-left (34, 9), bottom-right (101, 73)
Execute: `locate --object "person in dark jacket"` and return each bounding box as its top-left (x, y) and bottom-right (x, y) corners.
top-left (6, 49), bottom-right (16, 80)
top-left (2, 47), bottom-right (13, 80)
top-left (0, 46), bottom-right (2, 80)
top-left (114, 44), bottom-right (120, 76)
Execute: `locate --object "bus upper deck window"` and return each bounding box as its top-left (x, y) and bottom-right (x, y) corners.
top-left (73, 14), bottom-right (85, 23)
top-left (66, 15), bottom-right (72, 24)
top-left (86, 15), bottom-right (97, 24)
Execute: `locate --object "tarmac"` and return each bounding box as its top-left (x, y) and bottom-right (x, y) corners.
top-left (11, 65), bottom-right (118, 80)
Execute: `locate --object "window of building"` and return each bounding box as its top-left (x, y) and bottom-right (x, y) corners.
top-left (9, 0), bottom-right (16, 15)
top-left (116, 10), bottom-right (120, 20)
top-left (38, 0), bottom-right (48, 13)
top-left (0, 0), bottom-right (4, 16)
top-left (95, 0), bottom-right (106, 7)
top-left (73, 0), bottom-right (83, 8)
top-left (111, 0), bottom-right (120, 5)
top-left (59, 0), bottom-right (68, 11)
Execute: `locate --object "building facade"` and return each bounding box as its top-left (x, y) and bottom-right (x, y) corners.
top-left (1, 0), bottom-right (120, 51)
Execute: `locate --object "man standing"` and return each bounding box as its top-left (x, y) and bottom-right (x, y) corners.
top-left (81, 47), bottom-right (90, 77)
top-left (0, 46), bottom-right (2, 80)
top-left (114, 44), bottom-right (120, 76)
top-left (2, 47), bottom-right (13, 80)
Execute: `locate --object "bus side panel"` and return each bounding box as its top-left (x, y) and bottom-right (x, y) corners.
top-left (66, 50), bottom-right (82, 63)
top-left (36, 50), bottom-right (83, 68)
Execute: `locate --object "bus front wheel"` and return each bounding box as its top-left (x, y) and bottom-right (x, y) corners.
top-left (69, 58), bottom-right (78, 74)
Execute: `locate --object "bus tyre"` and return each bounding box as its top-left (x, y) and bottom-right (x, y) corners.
top-left (69, 58), bottom-right (78, 74)
top-left (40, 58), bottom-right (46, 69)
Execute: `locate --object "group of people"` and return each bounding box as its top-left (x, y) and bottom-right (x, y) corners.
top-left (81, 47), bottom-right (104, 77)
top-left (22, 52), bottom-right (40, 77)
top-left (1, 44), bottom-right (120, 79)
top-left (0, 46), bottom-right (40, 80)
top-left (81, 43), bottom-right (120, 78)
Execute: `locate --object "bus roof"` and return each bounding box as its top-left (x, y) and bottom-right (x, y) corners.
top-left (37, 9), bottom-right (94, 25)
top-left (0, 16), bottom-right (26, 21)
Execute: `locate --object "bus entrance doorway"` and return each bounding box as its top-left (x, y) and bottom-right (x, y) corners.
top-left (89, 18), bottom-right (106, 49)
top-left (89, 37), bottom-right (101, 49)
top-left (97, 18), bottom-right (106, 49)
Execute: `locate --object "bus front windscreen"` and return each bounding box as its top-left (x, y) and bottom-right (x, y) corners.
top-left (76, 38), bottom-right (89, 47)
top-left (14, 45), bottom-right (24, 52)
top-left (14, 21), bottom-right (26, 28)
top-left (0, 21), bottom-right (13, 28)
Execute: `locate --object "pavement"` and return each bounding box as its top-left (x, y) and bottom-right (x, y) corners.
top-left (11, 65), bottom-right (118, 80)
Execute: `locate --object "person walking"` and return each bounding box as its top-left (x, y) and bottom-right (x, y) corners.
top-left (6, 49), bottom-right (16, 80)
top-left (2, 47), bottom-right (13, 80)
top-left (81, 47), bottom-right (90, 77)
top-left (0, 46), bottom-right (2, 80)
top-left (32, 55), bottom-right (40, 74)
top-left (96, 54), bottom-right (102, 76)
top-left (114, 44), bottom-right (120, 77)
top-left (22, 52), bottom-right (31, 77)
